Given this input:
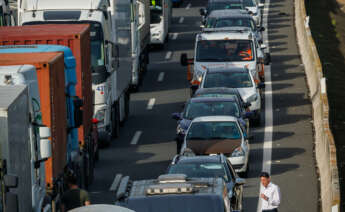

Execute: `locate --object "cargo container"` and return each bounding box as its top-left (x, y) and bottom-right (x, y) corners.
top-left (0, 65), bottom-right (52, 212)
top-left (0, 52), bottom-right (67, 194)
top-left (0, 26), bottom-right (98, 185)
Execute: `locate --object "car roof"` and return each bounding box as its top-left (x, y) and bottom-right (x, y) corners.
top-left (208, 0), bottom-right (243, 3)
top-left (198, 29), bottom-right (253, 40)
top-left (192, 115), bottom-right (238, 122)
top-left (208, 9), bottom-right (252, 18)
top-left (189, 96), bottom-right (237, 103)
top-left (206, 66), bottom-right (249, 73)
top-left (174, 155), bottom-right (224, 164)
top-left (195, 87), bottom-right (239, 95)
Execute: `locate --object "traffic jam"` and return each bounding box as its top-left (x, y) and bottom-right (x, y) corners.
top-left (0, 0), bottom-right (277, 211)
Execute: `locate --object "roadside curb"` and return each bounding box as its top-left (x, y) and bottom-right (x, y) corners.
top-left (294, 0), bottom-right (341, 211)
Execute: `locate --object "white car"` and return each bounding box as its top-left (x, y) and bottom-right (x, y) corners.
top-left (199, 66), bottom-right (263, 125)
top-left (181, 116), bottom-right (250, 175)
top-left (243, 0), bottom-right (264, 26)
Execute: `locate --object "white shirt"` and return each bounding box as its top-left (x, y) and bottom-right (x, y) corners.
top-left (260, 182), bottom-right (281, 210)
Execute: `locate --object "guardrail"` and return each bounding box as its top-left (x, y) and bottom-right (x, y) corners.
top-left (294, 0), bottom-right (341, 211)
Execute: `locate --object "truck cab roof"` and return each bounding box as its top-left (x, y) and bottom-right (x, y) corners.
top-left (118, 174), bottom-right (229, 212)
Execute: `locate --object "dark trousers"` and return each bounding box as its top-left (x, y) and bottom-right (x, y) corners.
top-left (262, 209), bottom-right (278, 212)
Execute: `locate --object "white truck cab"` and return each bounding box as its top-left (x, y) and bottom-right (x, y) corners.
top-left (0, 0), bottom-right (14, 26)
top-left (150, 0), bottom-right (172, 46)
top-left (0, 65), bottom-right (52, 212)
top-left (181, 28), bottom-right (270, 87)
top-left (18, 0), bottom-right (132, 142)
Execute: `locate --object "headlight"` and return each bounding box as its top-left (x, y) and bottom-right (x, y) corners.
top-left (94, 109), bottom-right (106, 124)
top-left (231, 147), bottom-right (245, 157)
top-left (247, 93), bottom-right (258, 103)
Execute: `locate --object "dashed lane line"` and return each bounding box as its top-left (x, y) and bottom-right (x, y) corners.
top-left (130, 131), bottom-right (143, 145)
top-left (179, 17), bottom-right (184, 24)
top-left (157, 72), bottom-right (165, 82)
top-left (186, 3), bottom-right (191, 10)
top-left (147, 98), bottom-right (156, 110)
top-left (165, 51), bottom-right (172, 60)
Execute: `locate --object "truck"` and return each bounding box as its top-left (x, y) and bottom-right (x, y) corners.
top-left (150, 0), bottom-right (172, 47)
top-left (0, 26), bottom-right (99, 187)
top-left (0, 65), bottom-right (53, 211)
top-left (0, 44), bottom-right (95, 189)
top-left (18, 0), bottom-right (132, 142)
top-left (0, 52), bottom-right (69, 210)
top-left (0, 0), bottom-right (14, 26)
top-left (110, 0), bottom-right (151, 89)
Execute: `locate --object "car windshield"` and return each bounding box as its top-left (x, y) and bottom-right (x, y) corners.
top-left (243, 0), bottom-right (255, 7)
top-left (168, 162), bottom-right (229, 182)
top-left (196, 40), bottom-right (254, 62)
top-left (184, 101), bottom-right (240, 119)
top-left (186, 121), bottom-right (241, 140)
top-left (203, 72), bottom-right (253, 88)
top-left (206, 17), bottom-right (256, 30)
top-left (150, 7), bottom-right (162, 24)
top-left (208, 2), bottom-right (244, 11)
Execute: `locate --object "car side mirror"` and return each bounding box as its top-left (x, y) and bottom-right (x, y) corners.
top-left (200, 24), bottom-right (205, 29)
top-left (200, 8), bottom-right (206, 16)
top-left (264, 52), bottom-right (271, 65)
top-left (180, 53), bottom-right (188, 66)
top-left (260, 26), bottom-right (265, 32)
top-left (235, 178), bottom-right (246, 185)
top-left (190, 84), bottom-right (199, 94)
top-left (172, 112), bottom-right (182, 120)
top-left (244, 102), bottom-right (251, 109)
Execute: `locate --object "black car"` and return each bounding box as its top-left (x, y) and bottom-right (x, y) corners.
top-left (172, 96), bottom-right (251, 152)
top-left (167, 153), bottom-right (245, 211)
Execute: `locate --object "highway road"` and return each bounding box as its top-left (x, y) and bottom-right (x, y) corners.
top-left (89, 0), bottom-right (319, 211)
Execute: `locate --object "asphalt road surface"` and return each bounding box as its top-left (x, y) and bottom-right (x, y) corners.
top-left (89, 0), bottom-right (319, 211)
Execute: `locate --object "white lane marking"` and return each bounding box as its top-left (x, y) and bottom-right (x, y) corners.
top-left (186, 3), bottom-right (191, 10)
top-left (130, 131), bottom-right (143, 145)
top-left (172, 33), bottom-right (178, 40)
top-left (157, 72), bottom-right (165, 82)
top-left (257, 0), bottom-right (272, 211)
top-left (165, 51), bottom-right (172, 60)
top-left (109, 174), bottom-right (122, 191)
top-left (179, 17), bottom-right (184, 24)
top-left (147, 98), bottom-right (156, 110)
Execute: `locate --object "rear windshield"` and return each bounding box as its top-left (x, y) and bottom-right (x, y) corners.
top-left (204, 72), bottom-right (253, 88)
top-left (184, 100), bottom-right (240, 119)
top-left (186, 121), bottom-right (241, 140)
top-left (206, 17), bottom-right (256, 30)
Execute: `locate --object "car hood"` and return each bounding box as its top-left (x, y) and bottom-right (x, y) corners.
top-left (237, 87), bottom-right (256, 102)
top-left (186, 139), bottom-right (242, 155)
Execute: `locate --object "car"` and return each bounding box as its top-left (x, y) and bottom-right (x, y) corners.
top-left (181, 116), bottom-right (250, 175)
top-left (193, 87), bottom-right (251, 111)
top-left (172, 96), bottom-right (251, 152)
top-left (167, 154), bottom-right (245, 210)
top-left (203, 9), bottom-right (265, 43)
top-left (200, 0), bottom-right (246, 19)
top-left (199, 67), bottom-right (263, 125)
top-left (243, 0), bottom-right (264, 26)
top-left (115, 174), bottom-right (244, 212)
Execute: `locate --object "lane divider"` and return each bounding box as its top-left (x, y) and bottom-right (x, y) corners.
top-left (186, 3), bottom-right (191, 10)
top-left (157, 72), bottom-right (165, 82)
top-left (130, 131), bottom-right (143, 145)
top-left (147, 98), bottom-right (156, 110)
top-left (179, 17), bottom-right (184, 24)
top-left (165, 51), bottom-right (172, 60)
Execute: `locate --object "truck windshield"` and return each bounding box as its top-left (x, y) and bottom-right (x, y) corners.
top-left (186, 121), bottom-right (241, 140)
top-left (196, 39), bottom-right (254, 62)
top-left (204, 72), bottom-right (253, 88)
top-left (150, 7), bottom-right (162, 24)
top-left (184, 101), bottom-right (240, 119)
top-left (90, 22), bottom-right (105, 68)
top-left (206, 17), bottom-right (256, 30)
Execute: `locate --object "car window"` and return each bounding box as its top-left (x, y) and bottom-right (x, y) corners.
top-left (168, 162), bottom-right (229, 182)
top-left (203, 72), bottom-right (253, 88)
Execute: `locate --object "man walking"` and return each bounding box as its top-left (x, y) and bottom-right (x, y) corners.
top-left (259, 172), bottom-right (281, 212)
top-left (61, 173), bottom-right (91, 212)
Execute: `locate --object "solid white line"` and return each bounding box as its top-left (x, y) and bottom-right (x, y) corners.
top-left (172, 33), bottom-right (178, 40)
top-left (186, 3), bottom-right (191, 10)
top-left (130, 131), bottom-right (142, 145)
top-left (165, 51), bottom-right (172, 60)
top-left (157, 72), bottom-right (165, 82)
top-left (147, 98), bottom-right (156, 110)
top-left (179, 17), bottom-right (185, 24)
top-left (257, 0), bottom-right (272, 211)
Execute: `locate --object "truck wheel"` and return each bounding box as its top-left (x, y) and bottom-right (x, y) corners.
top-left (111, 103), bottom-right (120, 138)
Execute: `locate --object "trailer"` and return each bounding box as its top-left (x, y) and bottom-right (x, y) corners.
top-left (150, 0), bottom-right (172, 46)
top-left (0, 65), bottom-right (52, 211)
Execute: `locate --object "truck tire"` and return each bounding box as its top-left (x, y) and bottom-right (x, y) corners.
top-left (111, 102), bottom-right (120, 138)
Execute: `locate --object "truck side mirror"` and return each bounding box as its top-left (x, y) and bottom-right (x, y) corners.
top-left (264, 53), bottom-right (271, 65)
top-left (73, 98), bottom-right (84, 128)
top-left (5, 192), bottom-right (18, 212)
top-left (180, 53), bottom-right (188, 66)
top-left (4, 174), bottom-right (18, 188)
